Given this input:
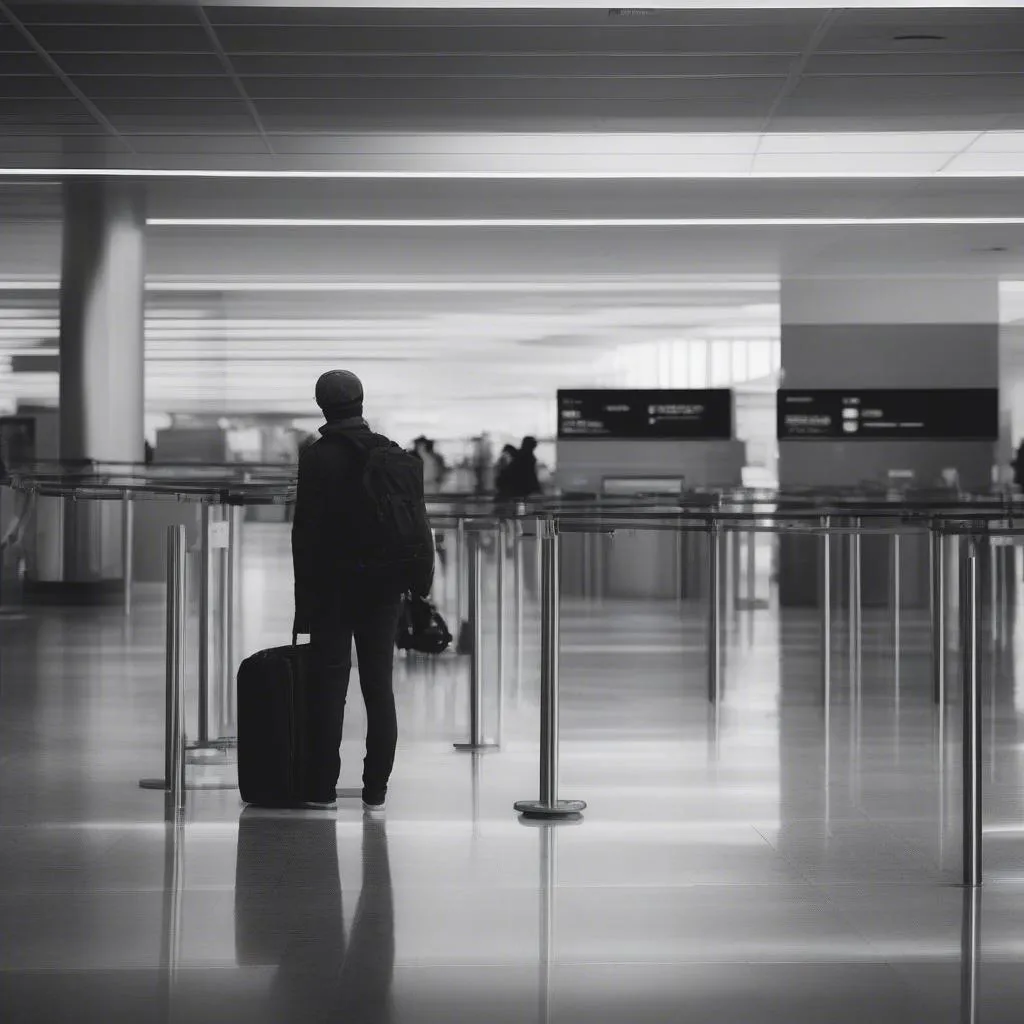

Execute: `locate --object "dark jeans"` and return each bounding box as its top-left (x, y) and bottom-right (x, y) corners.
top-left (307, 595), bottom-right (403, 804)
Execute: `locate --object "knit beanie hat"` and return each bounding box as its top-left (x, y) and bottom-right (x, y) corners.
top-left (315, 370), bottom-right (364, 421)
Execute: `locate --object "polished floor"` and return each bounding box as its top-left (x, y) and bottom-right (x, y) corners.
top-left (2, 524), bottom-right (1024, 1022)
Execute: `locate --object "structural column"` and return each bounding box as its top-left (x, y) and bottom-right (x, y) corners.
top-left (43, 181), bottom-right (146, 599)
top-left (777, 276), bottom-right (998, 609)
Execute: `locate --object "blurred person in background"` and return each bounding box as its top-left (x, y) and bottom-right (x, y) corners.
top-left (470, 433), bottom-right (494, 495)
top-left (500, 436), bottom-right (542, 500)
top-left (494, 443), bottom-right (518, 501)
top-left (1013, 439), bottom-right (1024, 491)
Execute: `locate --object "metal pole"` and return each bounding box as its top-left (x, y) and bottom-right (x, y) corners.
top-left (708, 520), bottom-right (722, 704)
top-left (197, 502), bottom-right (211, 746)
top-left (226, 503), bottom-right (242, 729)
top-left (456, 516), bottom-right (466, 629)
top-left (892, 532), bottom-right (901, 707)
top-left (960, 887), bottom-right (981, 1024)
top-left (495, 520), bottom-right (505, 747)
top-left (515, 518), bottom-right (586, 819)
top-left (539, 822), bottom-right (555, 1024)
top-left (850, 518), bottom-right (862, 688)
top-left (731, 527), bottom-right (741, 614)
top-left (168, 526), bottom-right (187, 814)
top-left (514, 516), bottom-right (524, 697)
top-left (121, 492), bottom-right (134, 617)
top-left (455, 530), bottom-right (497, 753)
top-left (932, 527), bottom-right (946, 706)
top-left (218, 506), bottom-right (232, 738)
top-left (822, 517), bottom-right (831, 704)
top-left (746, 528), bottom-right (757, 606)
top-left (962, 537), bottom-right (982, 887)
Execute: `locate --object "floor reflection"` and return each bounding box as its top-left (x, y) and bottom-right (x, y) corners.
top-left (234, 810), bottom-right (394, 1024)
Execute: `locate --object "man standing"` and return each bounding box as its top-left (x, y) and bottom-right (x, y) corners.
top-left (292, 370), bottom-right (433, 815)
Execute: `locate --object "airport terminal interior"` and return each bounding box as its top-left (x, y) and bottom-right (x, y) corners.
top-left (5, 1), bottom-right (1024, 1021)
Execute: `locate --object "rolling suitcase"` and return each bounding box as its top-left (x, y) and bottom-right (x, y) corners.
top-left (237, 637), bottom-right (311, 807)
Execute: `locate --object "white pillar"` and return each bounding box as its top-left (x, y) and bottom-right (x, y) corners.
top-left (46, 180), bottom-right (146, 596)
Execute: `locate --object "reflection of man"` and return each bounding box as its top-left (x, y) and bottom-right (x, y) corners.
top-left (234, 810), bottom-right (394, 1024)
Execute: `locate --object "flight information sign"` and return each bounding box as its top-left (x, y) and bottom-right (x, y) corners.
top-left (557, 389), bottom-right (732, 440)
top-left (777, 389), bottom-right (998, 441)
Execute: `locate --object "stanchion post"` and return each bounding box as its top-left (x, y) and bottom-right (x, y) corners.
top-left (932, 526), bottom-right (946, 706)
top-left (746, 528), bottom-right (757, 605)
top-left (515, 517), bottom-right (586, 819)
top-left (822, 516), bottom-right (831, 704)
top-left (218, 505), bottom-right (233, 737)
top-left (495, 519), bottom-right (505, 748)
top-left (455, 528), bottom-right (498, 753)
top-left (456, 516), bottom-right (466, 629)
top-left (961, 536), bottom-right (983, 887)
top-left (514, 510), bottom-right (524, 695)
top-left (849, 518), bottom-right (862, 686)
top-left (708, 520), bottom-right (722, 704)
top-left (144, 526), bottom-right (187, 811)
top-left (960, 887), bottom-right (981, 1024)
top-left (892, 532), bottom-right (901, 699)
top-left (197, 502), bottom-right (211, 746)
top-left (121, 492), bottom-right (134, 618)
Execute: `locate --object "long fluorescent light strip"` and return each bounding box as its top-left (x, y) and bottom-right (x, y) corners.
top-left (4, 168), bottom-right (1024, 181)
top-left (0, 280), bottom-right (779, 292)
top-left (147, 217), bottom-right (1024, 228)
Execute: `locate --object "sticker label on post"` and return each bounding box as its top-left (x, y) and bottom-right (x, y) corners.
top-left (209, 521), bottom-right (230, 549)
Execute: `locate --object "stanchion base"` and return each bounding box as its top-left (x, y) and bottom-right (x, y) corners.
top-left (454, 742), bottom-right (501, 753)
top-left (139, 777), bottom-right (239, 792)
top-left (186, 742), bottom-right (236, 766)
top-left (514, 799), bottom-right (586, 820)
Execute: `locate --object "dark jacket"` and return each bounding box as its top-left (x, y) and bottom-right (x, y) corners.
top-left (292, 418), bottom-right (393, 630)
top-left (1014, 445), bottom-right (1024, 489)
top-left (497, 451), bottom-right (542, 500)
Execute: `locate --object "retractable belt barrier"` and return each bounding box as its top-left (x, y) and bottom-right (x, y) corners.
top-left (9, 467), bottom-right (1024, 880)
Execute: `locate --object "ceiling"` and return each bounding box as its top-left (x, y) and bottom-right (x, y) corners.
top-left (0, 3), bottom-right (1022, 170)
top-left (0, 2), bottom-right (1022, 429)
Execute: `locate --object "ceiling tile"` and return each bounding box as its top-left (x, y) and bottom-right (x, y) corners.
top-left (942, 152), bottom-right (1024, 174)
top-left (966, 132), bottom-right (1024, 153)
top-left (125, 135), bottom-right (271, 155)
top-left (757, 132), bottom-right (974, 155)
top-left (0, 77), bottom-right (73, 100)
top-left (27, 25), bottom-right (212, 53)
top-left (241, 76), bottom-right (781, 103)
top-left (752, 152), bottom-right (950, 175)
top-left (56, 52), bottom-right (226, 76)
top-left (229, 53), bottom-right (796, 78)
top-left (825, 11), bottom-right (1024, 51)
top-left (72, 76), bottom-right (239, 100)
top-left (7, 3), bottom-right (200, 26)
top-left (0, 53), bottom-right (53, 75)
top-left (805, 52), bottom-right (1024, 77)
top-left (216, 24), bottom-right (809, 56)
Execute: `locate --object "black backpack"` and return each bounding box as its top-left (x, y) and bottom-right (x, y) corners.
top-left (335, 434), bottom-right (435, 597)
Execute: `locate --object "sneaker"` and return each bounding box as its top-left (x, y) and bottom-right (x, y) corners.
top-left (362, 798), bottom-right (386, 818)
top-left (302, 800), bottom-right (338, 811)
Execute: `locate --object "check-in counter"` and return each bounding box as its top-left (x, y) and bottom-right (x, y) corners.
top-left (557, 438), bottom-right (745, 600)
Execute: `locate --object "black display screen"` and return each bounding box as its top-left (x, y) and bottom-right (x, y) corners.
top-left (557, 389), bottom-right (732, 440)
top-left (777, 389), bottom-right (998, 441)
